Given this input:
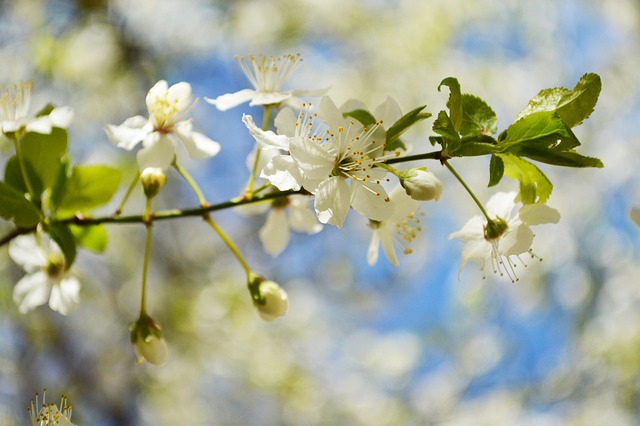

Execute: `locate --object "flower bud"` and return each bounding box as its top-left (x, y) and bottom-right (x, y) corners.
top-left (248, 273), bottom-right (289, 321)
top-left (140, 167), bottom-right (167, 198)
top-left (398, 169), bottom-right (443, 201)
top-left (129, 314), bottom-right (169, 365)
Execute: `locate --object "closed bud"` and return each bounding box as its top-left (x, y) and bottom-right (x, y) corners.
top-left (398, 168), bottom-right (443, 201)
top-left (248, 273), bottom-right (289, 321)
top-left (129, 313), bottom-right (169, 365)
top-left (140, 167), bottom-right (167, 198)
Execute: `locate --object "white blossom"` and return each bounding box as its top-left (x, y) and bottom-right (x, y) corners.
top-left (29, 390), bottom-right (75, 426)
top-left (9, 235), bottom-right (80, 315)
top-left (448, 191), bottom-right (560, 281)
top-left (368, 185), bottom-right (423, 266)
top-left (0, 81), bottom-right (74, 136)
top-left (254, 280), bottom-right (289, 321)
top-left (105, 80), bottom-right (220, 170)
top-left (206, 53), bottom-right (323, 110)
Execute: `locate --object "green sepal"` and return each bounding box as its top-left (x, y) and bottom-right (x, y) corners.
top-left (385, 105), bottom-right (431, 151)
top-left (70, 224), bottom-right (108, 253)
top-left (0, 181), bottom-right (41, 228)
top-left (498, 153), bottom-right (553, 204)
top-left (488, 155), bottom-right (504, 187)
top-left (343, 109), bottom-right (376, 127)
top-left (438, 77), bottom-right (462, 132)
top-left (460, 94), bottom-right (498, 137)
top-left (46, 222), bottom-right (77, 270)
top-left (58, 165), bottom-right (121, 212)
top-left (517, 73), bottom-right (601, 128)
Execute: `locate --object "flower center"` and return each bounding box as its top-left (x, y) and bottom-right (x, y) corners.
top-left (44, 254), bottom-right (65, 280)
top-left (483, 217), bottom-right (508, 241)
top-left (236, 53), bottom-right (302, 92)
top-left (149, 93), bottom-right (185, 131)
top-left (0, 81), bottom-right (32, 124)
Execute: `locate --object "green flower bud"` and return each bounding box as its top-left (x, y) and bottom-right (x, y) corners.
top-left (140, 167), bottom-right (167, 198)
top-left (398, 168), bottom-right (443, 201)
top-left (129, 313), bottom-right (169, 365)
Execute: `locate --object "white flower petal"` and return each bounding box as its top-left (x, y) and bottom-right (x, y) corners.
top-left (459, 240), bottom-right (491, 271)
top-left (104, 115), bottom-right (150, 150)
top-left (8, 235), bottom-right (47, 272)
top-left (289, 136), bottom-right (334, 180)
top-left (318, 96), bottom-right (344, 130)
top-left (205, 89), bottom-right (256, 111)
top-left (146, 80), bottom-right (169, 111)
top-left (499, 224), bottom-right (534, 256)
top-left (260, 155), bottom-right (303, 191)
top-left (389, 185), bottom-right (420, 219)
top-left (259, 209), bottom-right (290, 256)
top-left (374, 96), bottom-right (402, 124)
top-left (13, 271), bottom-right (51, 314)
top-left (315, 176), bottom-right (350, 228)
top-left (287, 197), bottom-right (323, 234)
top-left (380, 227), bottom-right (399, 267)
top-left (350, 182), bottom-right (394, 222)
top-left (274, 108), bottom-right (297, 136)
top-left (25, 116), bottom-right (53, 134)
top-left (367, 229), bottom-right (381, 266)
top-left (48, 106), bottom-right (75, 128)
top-left (174, 123), bottom-right (221, 159)
top-left (486, 191), bottom-right (517, 219)
top-left (250, 91), bottom-right (292, 107)
top-left (49, 277), bottom-right (81, 315)
top-left (518, 203), bottom-right (561, 225)
top-left (243, 114), bottom-right (290, 150)
top-left (448, 215), bottom-right (485, 242)
top-left (166, 82), bottom-right (192, 112)
top-left (136, 133), bottom-right (175, 170)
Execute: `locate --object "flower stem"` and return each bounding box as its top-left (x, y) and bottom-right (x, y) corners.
top-left (115, 170), bottom-right (141, 215)
top-left (203, 215), bottom-right (251, 276)
top-left (443, 160), bottom-right (492, 222)
top-left (173, 161), bottom-right (208, 206)
top-left (244, 105), bottom-right (272, 198)
top-left (11, 134), bottom-right (37, 201)
top-left (173, 159), bottom-right (252, 276)
top-left (140, 197), bottom-right (154, 315)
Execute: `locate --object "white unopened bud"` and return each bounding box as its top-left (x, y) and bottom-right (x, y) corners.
top-left (254, 280), bottom-right (289, 321)
top-left (140, 167), bottom-right (167, 198)
top-left (399, 168), bottom-right (443, 201)
top-left (129, 314), bottom-right (169, 365)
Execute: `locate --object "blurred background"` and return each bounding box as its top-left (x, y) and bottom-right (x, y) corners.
top-left (1, 0), bottom-right (640, 424)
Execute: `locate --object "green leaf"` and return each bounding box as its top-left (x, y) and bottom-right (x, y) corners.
top-left (46, 223), bottom-right (77, 270)
top-left (438, 77), bottom-right (462, 132)
top-left (48, 155), bottom-right (70, 212)
top-left (3, 156), bottom-right (43, 195)
top-left (515, 145), bottom-right (604, 168)
top-left (58, 165), bottom-right (121, 212)
top-left (517, 73), bottom-right (601, 128)
top-left (343, 109), bottom-right (376, 127)
top-left (498, 153), bottom-right (553, 203)
top-left (499, 111), bottom-right (573, 149)
top-left (488, 155), bottom-right (504, 187)
top-left (70, 224), bottom-right (108, 253)
top-left (0, 181), bottom-right (41, 228)
top-left (20, 128), bottom-right (68, 189)
top-left (385, 105), bottom-right (431, 151)
top-left (460, 94), bottom-right (498, 137)
top-left (432, 110), bottom-right (461, 153)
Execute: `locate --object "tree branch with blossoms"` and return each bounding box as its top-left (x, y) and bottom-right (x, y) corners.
top-left (0, 55), bottom-right (602, 370)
